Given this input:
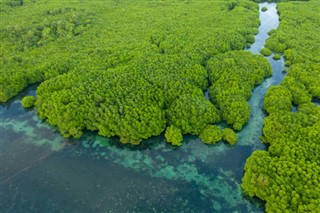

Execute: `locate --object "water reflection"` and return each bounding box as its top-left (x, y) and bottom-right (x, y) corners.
top-left (248, 3), bottom-right (279, 54)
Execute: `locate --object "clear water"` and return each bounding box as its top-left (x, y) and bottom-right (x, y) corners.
top-left (0, 3), bottom-right (284, 213)
top-left (247, 3), bottom-right (279, 54)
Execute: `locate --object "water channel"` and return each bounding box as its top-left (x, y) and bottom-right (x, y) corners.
top-left (0, 3), bottom-right (284, 212)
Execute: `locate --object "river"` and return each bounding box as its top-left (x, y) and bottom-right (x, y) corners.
top-left (0, 3), bottom-right (283, 212)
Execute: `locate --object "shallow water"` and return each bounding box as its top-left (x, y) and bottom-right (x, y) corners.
top-left (0, 3), bottom-right (283, 212)
top-left (247, 3), bottom-right (279, 54)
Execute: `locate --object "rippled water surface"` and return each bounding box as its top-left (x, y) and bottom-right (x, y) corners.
top-left (1, 3), bottom-right (284, 212)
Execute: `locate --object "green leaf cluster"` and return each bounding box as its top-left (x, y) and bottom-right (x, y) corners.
top-left (0, 0), bottom-right (270, 145)
top-left (0, 0), bottom-right (261, 103)
top-left (243, 104), bottom-right (320, 213)
top-left (0, 5), bottom-right (94, 103)
top-left (167, 94), bottom-right (221, 135)
top-left (21, 96), bottom-right (36, 108)
top-left (2, 0), bottom-right (23, 7)
top-left (4, 8), bottom-right (93, 50)
top-left (264, 85), bottom-right (292, 114)
top-left (165, 125), bottom-right (183, 146)
top-left (260, 47), bottom-right (272, 56)
top-left (243, 1), bottom-right (320, 212)
top-left (199, 125), bottom-right (222, 144)
top-left (222, 128), bottom-right (238, 145)
top-left (207, 50), bottom-right (272, 130)
top-left (286, 62), bottom-right (320, 99)
top-left (273, 53), bottom-right (281, 60)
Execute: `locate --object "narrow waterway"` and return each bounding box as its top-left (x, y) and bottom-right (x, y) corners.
top-left (0, 3), bottom-right (283, 213)
top-left (249, 3), bottom-right (285, 86)
top-left (240, 2), bottom-right (285, 149)
top-left (248, 3), bottom-right (279, 54)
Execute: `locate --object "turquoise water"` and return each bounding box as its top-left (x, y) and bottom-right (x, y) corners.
top-left (0, 3), bottom-right (283, 212)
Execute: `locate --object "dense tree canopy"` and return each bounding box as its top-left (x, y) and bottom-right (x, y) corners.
top-left (199, 125), bottom-right (223, 144)
top-left (242, 0), bottom-right (320, 212)
top-left (1, 0), bottom-right (271, 145)
top-left (207, 51), bottom-right (272, 130)
top-left (0, 0), bottom-right (261, 103)
top-left (222, 128), bottom-right (238, 145)
top-left (3, 0), bottom-right (319, 211)
top-left (243, 104), bottom-right (320, 212)
top-left (165, 125), bottom-right (183, 146)
top-left (264, 85), bottom-right (292, 114)
top-left (260, 47), bottom-right (272, 56)
top-left (21, 96), bottom-right (36, 108)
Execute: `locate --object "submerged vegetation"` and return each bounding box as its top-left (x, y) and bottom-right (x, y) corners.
top-left (1, 0), bottom-right (319, 212)
top-left (242, 0), bottom-right (320, 212)
top-left (0, 0), bottom-right (272, 145)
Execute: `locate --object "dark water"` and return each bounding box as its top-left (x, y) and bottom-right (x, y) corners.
top-left (313, 97), bottom-right (320, 106)
top-left (0, 3), bottom-right (283, 213)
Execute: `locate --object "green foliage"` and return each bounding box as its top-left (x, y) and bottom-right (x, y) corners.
top-left (267, 29), bottom-right (277, 36)
top-left (34, 52), bottom-right (214, 143)
top-left (4, 7), bottom-right (93, 50)
top-left (222, 128), bottom-right (238, 145)
top-left (281, 76), bottom-right (312, 105)
top-left (287, 62), bottom-right (320, 98)
top-left (243, 1), bottom-right (320, 212)
top-left (264, 85), bottom-right (292, 114)
top-left (21, 96), bottom-right (36, 108)
top-left (199, 125), bottom-right (222, 144)
top-left (0, 0), bottom-right (271, 145)
top-left (272, 53), bottom-right (281, 60)
top-left (0, 5), bottom-right (93, 103)
top-left (165, 125), bottom-right (183, 146)
top-left (207, 50), bottom-right (272, 130)
top-left (0, 0), bottom-right (261, 104)
top-left (0, 0), bottom-right (264, 144)
top-left (167, 94), bottom-right (221, 135)
top-left (265, 0), bottom-right (320, 62)
top-left (260, 48), bottom-right (272, 56)
top-left (8, 0), bottom-right (23, 7)
top-left (261, 6), bottom-right (268, 12)
top-left (243, 104), bottom-right (320, 213)
top-left (246, 34), bottom-right (255, 44)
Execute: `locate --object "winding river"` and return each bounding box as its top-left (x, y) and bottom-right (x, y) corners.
top-left (0, 3), bottom-right (284, 212)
